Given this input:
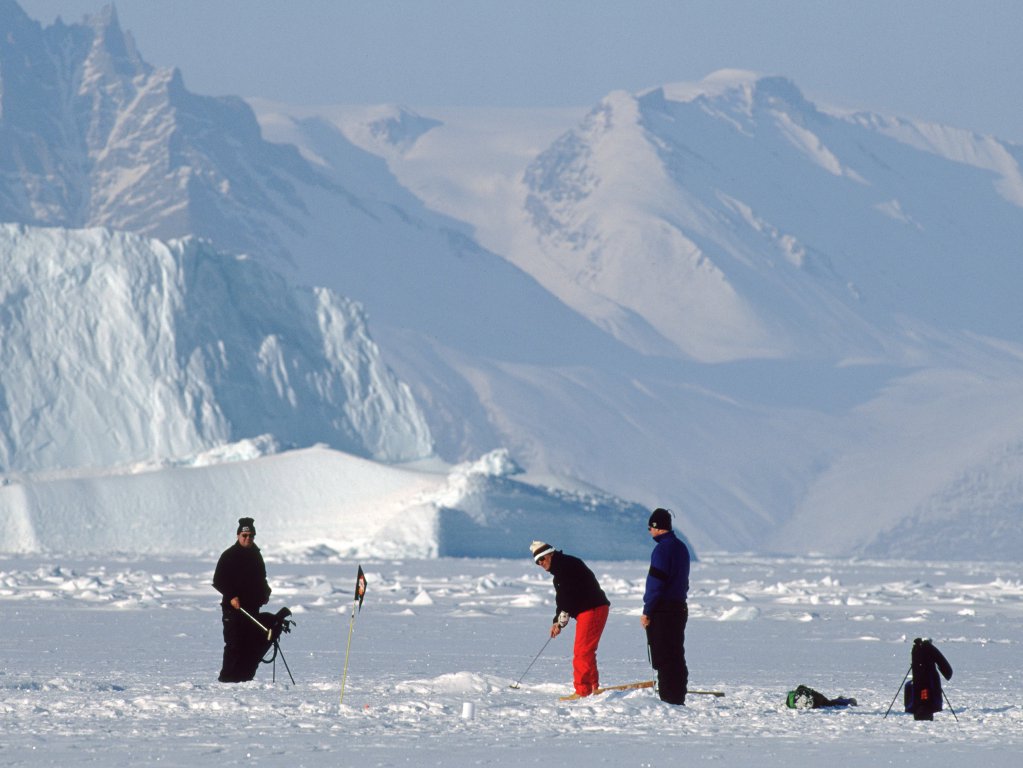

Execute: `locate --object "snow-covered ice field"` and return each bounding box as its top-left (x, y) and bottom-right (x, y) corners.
top-left (2, 553), bottom-right (1021, 767)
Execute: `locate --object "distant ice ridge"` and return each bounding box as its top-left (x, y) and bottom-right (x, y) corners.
top-left (0, 446), bottom-right (657, 559)
top-left (132, 434), bottom-right (282, 470)
top-left (0, 224), bottom-right (432, 473)
top-left (427, 449), bottom-right (663, 559)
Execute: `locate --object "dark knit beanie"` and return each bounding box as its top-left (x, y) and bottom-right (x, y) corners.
top-left (237, 517), bottom-right (256, 535)
top-left (647, 507), bottom-right (672, 531)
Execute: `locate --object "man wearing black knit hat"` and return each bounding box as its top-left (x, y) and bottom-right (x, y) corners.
top-left (641, 508), bottom-right (690, 704)
top-left (213, 517), bottom-right (272, 682)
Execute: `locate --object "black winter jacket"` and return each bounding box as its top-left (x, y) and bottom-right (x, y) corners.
top-left (213, 542), bottom-right (271, 611)
top-left (548, 552), bottom-right (610, 623)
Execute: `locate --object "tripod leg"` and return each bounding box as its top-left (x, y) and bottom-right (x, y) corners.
top-left (884, 666), bottom-right (912, 719)
top-left (275, 641), bottom-right (296, 685)
top-left (942, 689), bottom-right (959, 722)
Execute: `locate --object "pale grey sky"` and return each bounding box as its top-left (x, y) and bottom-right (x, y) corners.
top-left (17, 0), bottom-right (1023, 142)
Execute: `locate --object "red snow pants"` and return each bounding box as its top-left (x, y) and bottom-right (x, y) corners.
top-left (573, 604), bottom-right (609, 696)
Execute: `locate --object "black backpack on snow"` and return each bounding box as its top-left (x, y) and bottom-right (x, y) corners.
top-left (786, 684), bottom-right (857, 709)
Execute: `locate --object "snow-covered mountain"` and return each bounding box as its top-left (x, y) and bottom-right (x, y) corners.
top-left (517, 71), bottom-right (1023, 362)
top-left (4, 2), bottom-right (1023, 559)
top-left (262, 74), bottom-right (1023, 559)
top-left (0, 1), bottom-right (620, 464)
top-left (0, 2), bottom-right (575, 354)
top-left (0, 2), bottom-right (321, 265)
top-left (0, 2), bottom-right (654, 558)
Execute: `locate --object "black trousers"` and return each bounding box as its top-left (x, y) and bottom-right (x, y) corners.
top-left (646, 601), bottom-right (688, 704)
top-left (218, 606), bottom-right (267, 682)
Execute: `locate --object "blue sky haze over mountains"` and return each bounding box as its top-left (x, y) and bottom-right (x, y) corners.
top-left (16, 0), bottom-right (1023, 144)
top-left (3, 1), bottom-right (1023, 559)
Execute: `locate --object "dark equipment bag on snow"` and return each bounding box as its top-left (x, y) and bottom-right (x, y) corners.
top-left (786, 684), bottom-right (857, 709)
top-left (237, 607), bottom-right (294, 682)
top-left (905, 638), bottom-right (952, 718)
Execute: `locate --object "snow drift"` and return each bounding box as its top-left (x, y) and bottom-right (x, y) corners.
top-left (0, 446), bottom-right (658, 560)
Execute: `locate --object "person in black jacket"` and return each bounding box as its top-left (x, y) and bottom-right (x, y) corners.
top-left (909, 637), bottom-right (953, 720)
top-left (531, 541), bottom-right (611, 697)
top-left (213, 517), bottom-right (272, 682)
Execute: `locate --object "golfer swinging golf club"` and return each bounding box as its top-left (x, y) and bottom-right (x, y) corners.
top-left (530, 540), bottom-right (610, 697)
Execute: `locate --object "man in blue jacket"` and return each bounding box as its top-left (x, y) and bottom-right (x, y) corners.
top-left (640, 508), bottom-right (690, 705)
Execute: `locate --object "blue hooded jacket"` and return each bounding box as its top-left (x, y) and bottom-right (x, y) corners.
top-left (643, 530), bottom-right (690, 615)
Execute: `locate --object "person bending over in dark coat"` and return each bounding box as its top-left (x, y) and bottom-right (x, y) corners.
top-left (213, 517), bottom-right (272, 682)
top-left (531, 541), bottom-right (611, 697)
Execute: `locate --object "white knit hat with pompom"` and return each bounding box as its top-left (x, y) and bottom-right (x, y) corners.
top-left (530, 541), bottom-right (556, 563)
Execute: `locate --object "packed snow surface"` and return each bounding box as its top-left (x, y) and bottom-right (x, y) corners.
top-left (1, 553), bottom-right (1020, 767)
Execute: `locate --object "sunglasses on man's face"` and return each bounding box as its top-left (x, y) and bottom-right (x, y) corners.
top-left (239, 533), bottom-right (254, 539)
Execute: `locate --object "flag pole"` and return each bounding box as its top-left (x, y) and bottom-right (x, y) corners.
top-left (339, 566), bottom-right (367, 707)
top-left (339, 602), bottom-right (358, 706)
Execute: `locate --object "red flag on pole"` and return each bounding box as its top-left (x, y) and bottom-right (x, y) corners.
top-left (355, 565), bottom-right (367, 612)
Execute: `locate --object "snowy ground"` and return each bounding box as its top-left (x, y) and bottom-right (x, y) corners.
top-left (1, 553), bottom-right (1021, 767)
